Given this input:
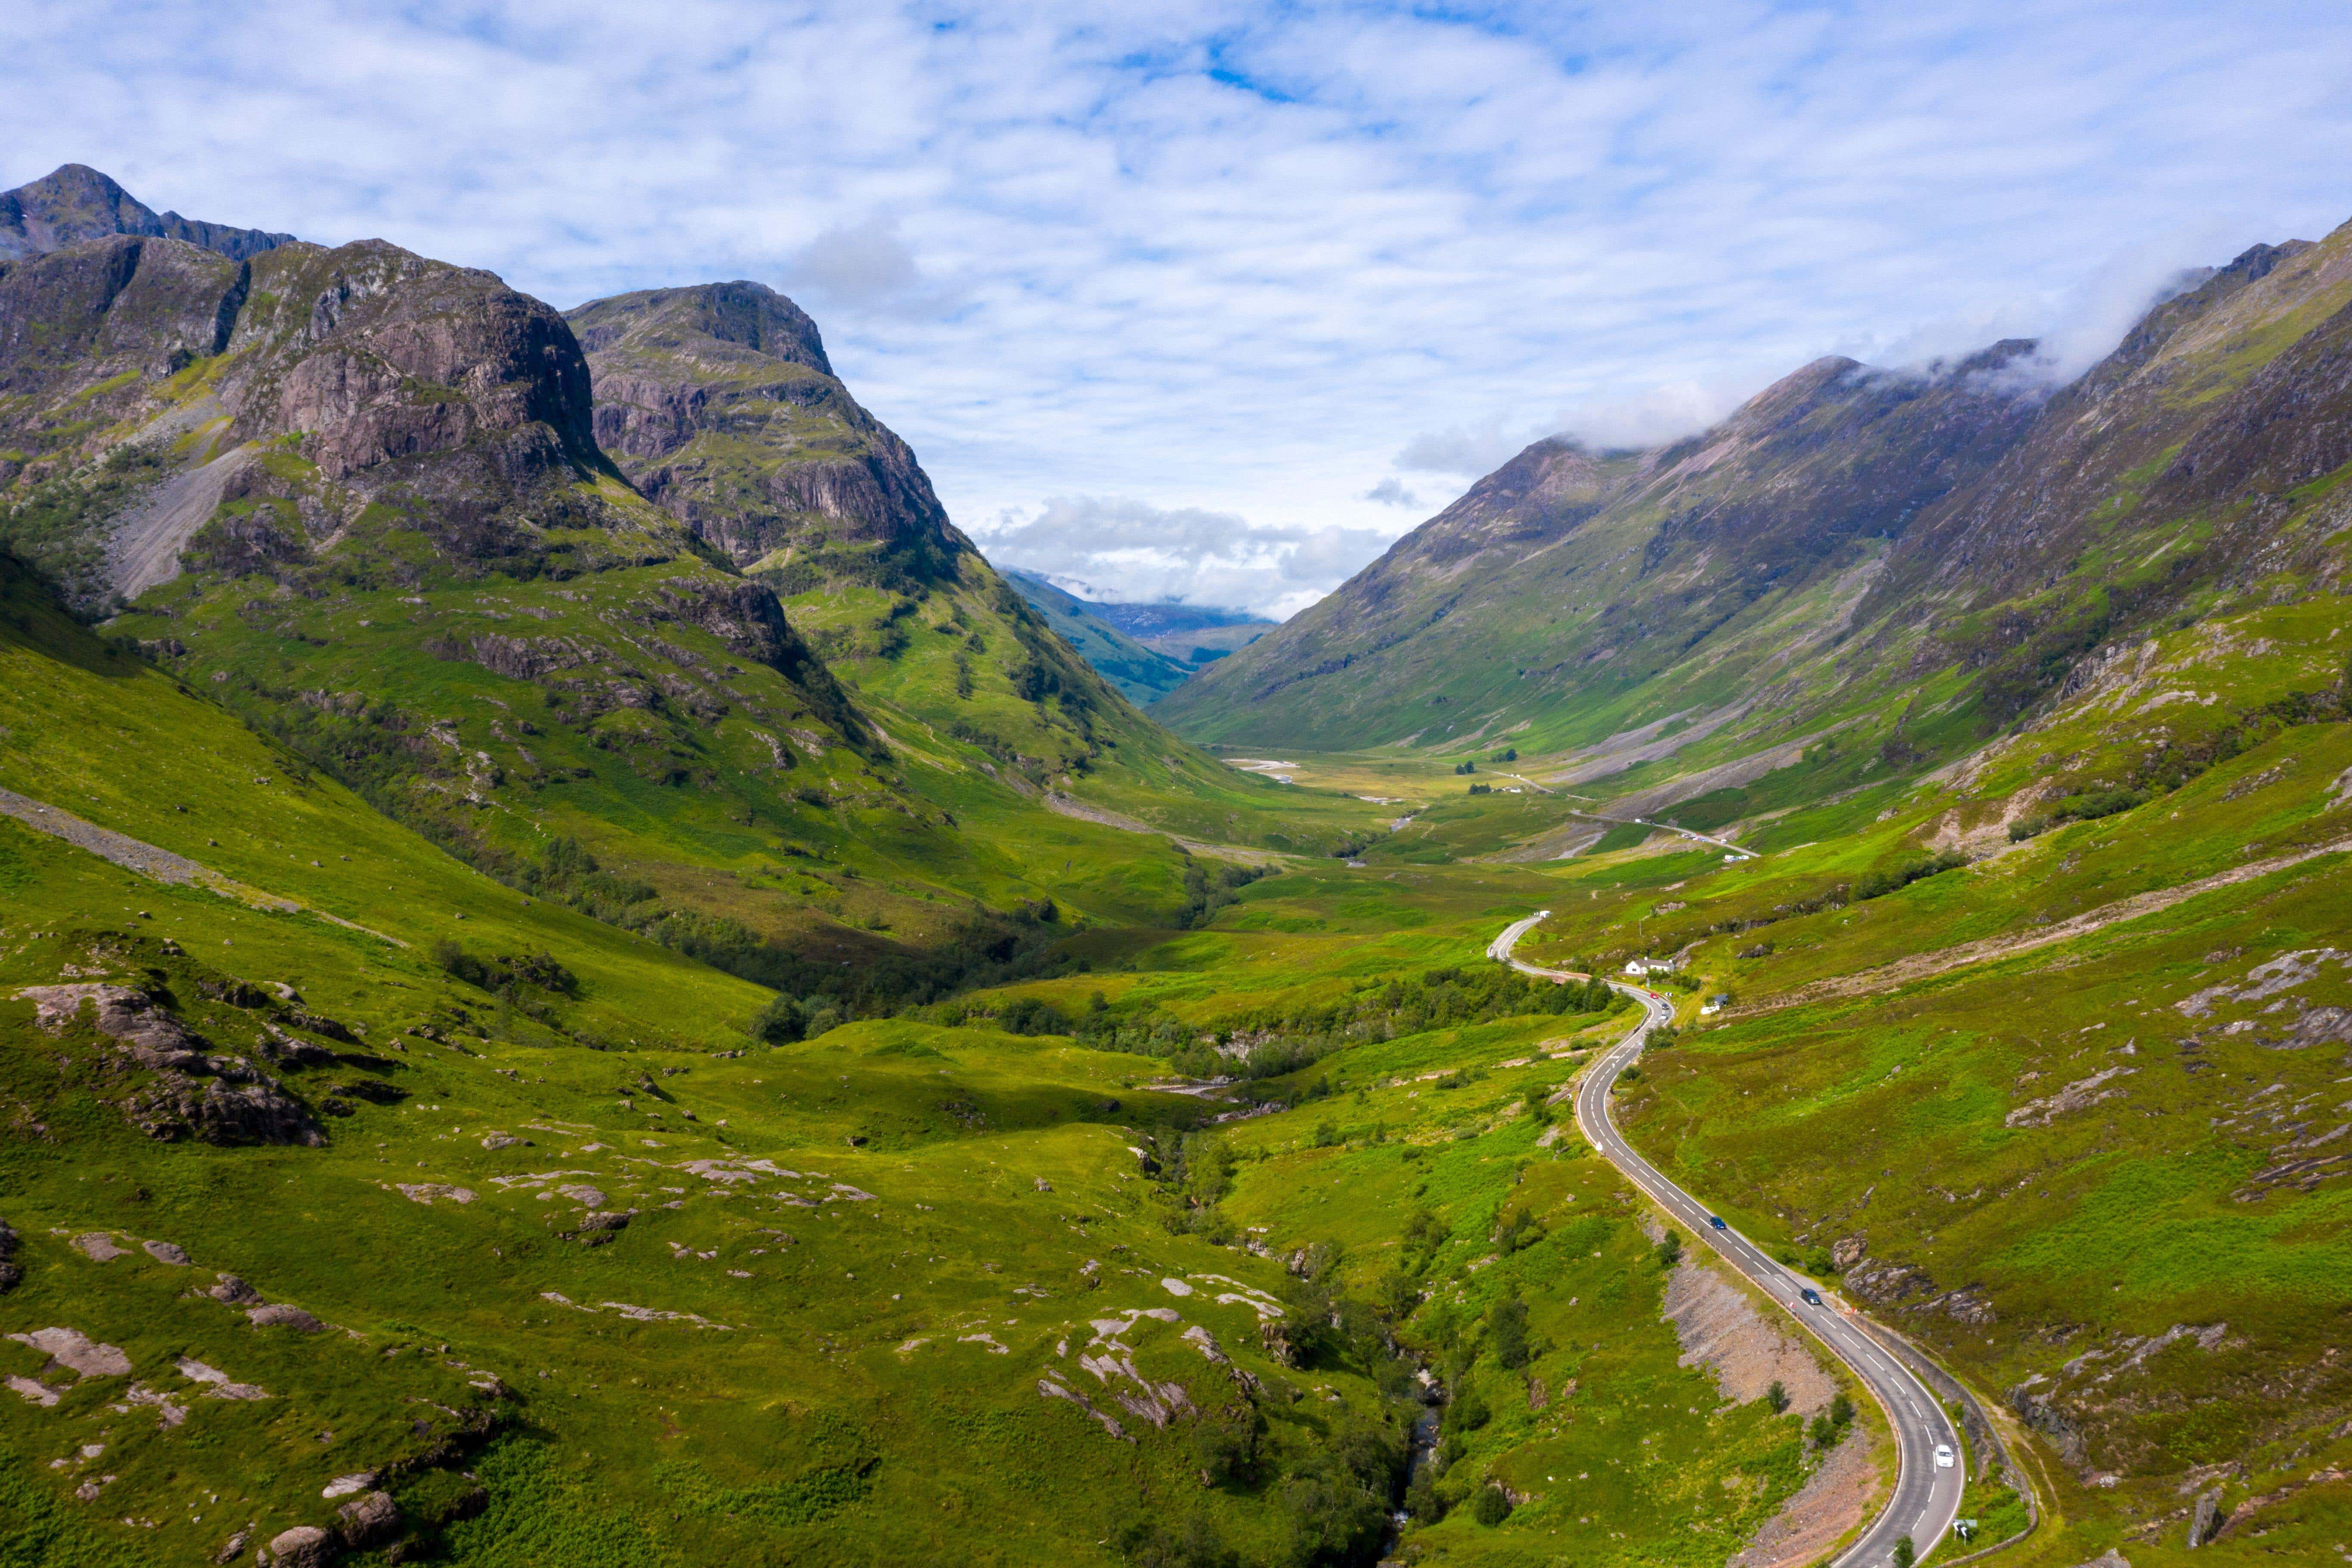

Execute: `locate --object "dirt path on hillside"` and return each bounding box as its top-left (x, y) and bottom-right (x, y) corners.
top-left (1041, 792), bottom-right (1288, 865)
top-left (0, 786), bottom-right (403, 945)
top-left (0, 786), bottom-right (273, 899)
top-left (1734, 834), bottom-right (2352, 1017)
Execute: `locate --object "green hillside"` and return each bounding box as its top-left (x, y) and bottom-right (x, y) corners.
top-left (1002, 570), bottom-right (1193, 704)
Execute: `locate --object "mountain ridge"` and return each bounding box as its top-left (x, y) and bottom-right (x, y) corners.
top-left (0, 162), bottom-right (295, 263)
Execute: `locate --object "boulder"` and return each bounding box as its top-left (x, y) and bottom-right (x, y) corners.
top-left (2188, 1490), bottom-right (2225, 1548)
top-left (6, 1325), bottom-right (131, 1375)
top-left (264, 1524), bottom-right (334, 1567)
top-left (143, 1239), bottom-right (191, 1266)
top-left (209, 1273), bottom-right (262, 1304)
top-left (336, 1490), bottom-right (399, 1549)
top-left (248, 1304), bottom-right (324, 1332)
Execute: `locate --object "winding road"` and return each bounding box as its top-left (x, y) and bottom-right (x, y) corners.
top-left (1497, 913), bottom-right (1965, 1568)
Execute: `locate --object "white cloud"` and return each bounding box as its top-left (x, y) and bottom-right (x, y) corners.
top-left (5, 0), bottom-right (2352, 615)
top-left (974, 495), bottom-right (1391, 619)
top-left (787, 216), bottom-right (922, 310)
top-left (1396, 419), bottom-right (1549, 476)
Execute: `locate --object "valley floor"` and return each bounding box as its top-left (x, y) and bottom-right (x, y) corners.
top-left (9, 710), bottom-right (2352, 1568)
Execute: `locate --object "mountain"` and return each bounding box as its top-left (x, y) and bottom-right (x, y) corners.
top-left (560, 279), bottom-right (1344, 861)
top-left (566, 281), bottom-right (962, 568)
top-left (1156, 339), bottom-right (2049, 753)
top-left (0, 176), bottom-right (1366, 985)
top-left (1163, 227), bottom-right (2352, 795)
top-left (0, 163), bottom-right (294, 263)
top-left (1002, 569), bottom-right (1194, 703)
top-left (1079, 594), bottom-right (1272, 666)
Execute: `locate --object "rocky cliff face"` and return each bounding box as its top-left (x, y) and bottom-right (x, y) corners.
top-left (0, 163), bottom-right (294, 263)
top-left (0, 227), bottom-right (627, 593)
top-left (567, 282), bottom-right (965, 566)
top-left (0, 175), bottom-right (874, 834)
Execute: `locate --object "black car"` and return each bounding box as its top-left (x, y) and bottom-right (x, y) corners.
top-left (1799, 1288), bottom-right (1823, 1306)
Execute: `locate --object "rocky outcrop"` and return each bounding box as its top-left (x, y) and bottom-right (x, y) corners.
top-left (568, 281), bottom-right (967, 562)
top-left (20, 983), bottom-right (325, 1147)
top-left (2009, 1380), bottom-right (2090, 1468)
top-left (264, 1523), bottom-right (335, 1568)
top-left (337, 1490), bottom-right (400, 1549)
top-left (0, 233), bottom-right (248, 387)
top-left (2186, 1489), bottom-right (2225, 1548)
top-left (237, 238), bottom-right (602, 485)
top-left (0, 202), bottom-right (635, 597)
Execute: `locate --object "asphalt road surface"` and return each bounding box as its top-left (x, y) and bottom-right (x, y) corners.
top-left (1498, 914), bottom-right (1965, 1568)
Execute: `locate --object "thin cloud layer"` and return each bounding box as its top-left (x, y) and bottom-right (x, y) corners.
top-left (6, 1), bottom-right (2352, 608)
top-left (977, 496), bottom-right (1390, 619)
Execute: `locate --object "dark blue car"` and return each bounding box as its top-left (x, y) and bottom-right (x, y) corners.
top-left (1708, 1216), bottom-right (1727, 1230)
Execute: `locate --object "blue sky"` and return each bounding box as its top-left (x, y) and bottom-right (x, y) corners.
top-left (9, 0), bottom-right (2352, 614)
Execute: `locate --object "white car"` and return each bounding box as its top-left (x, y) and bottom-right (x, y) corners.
top-left (1933, 1444), bottom-right (1956, 1469)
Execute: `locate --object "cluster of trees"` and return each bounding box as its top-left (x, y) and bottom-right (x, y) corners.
top-left (1071, 965), bottom-right (1621, 1083)
top-left (1402, 1275), bottom-right (1548, 1525)
top-left (430, 940), bottom-right (578, 999)
top-left (1179, 858), bottom-right (1272, 929)
top-left (2008, 788), bottom-right (2146, 841)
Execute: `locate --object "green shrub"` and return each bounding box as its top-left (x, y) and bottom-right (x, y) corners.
top-left (1444, 1387), bottom-right (1490, 1434)
top-left (752, 995), bottom-right (806, 1044)
top-left (2009, 788), bottom-right (2148, 841)
top-left (1854, 851), bottom-right (1967, 899)
top-left (1472, 1484), bottom-right (1513, 1525)
top-left (1489, 1295), bottom-right (1530, 1370)
top-left (996, 996), bottom-right (1070, 1036)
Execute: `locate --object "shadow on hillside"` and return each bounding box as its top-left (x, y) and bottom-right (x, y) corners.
top-left (0, 554), bottom-right (140, 679)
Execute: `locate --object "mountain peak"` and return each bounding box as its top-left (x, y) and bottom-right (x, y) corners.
top-left (567, 281), bottom-right (956, 563)
top-left (566, 280), bottom-right (833, 378)
top-left (0, 163), bottom-right (295, 263)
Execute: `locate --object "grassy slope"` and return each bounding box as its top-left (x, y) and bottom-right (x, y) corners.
top-left (0, 566), bottom-right (1349, 1565)
top-left (1467, 582), bottom-right (2352, 1563)
top-left (1003, 570), bottom-right (1193, 705)
top-left (1, 557), bottom-right (1897, 1563)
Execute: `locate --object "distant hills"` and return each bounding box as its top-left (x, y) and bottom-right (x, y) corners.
top-left (1003, 569), bottom-right (1270, 703)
